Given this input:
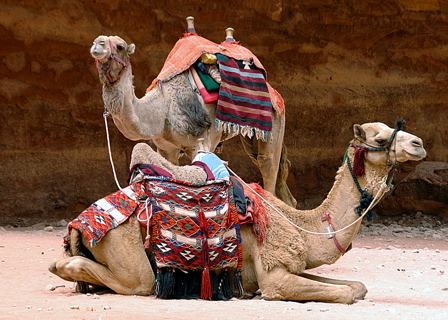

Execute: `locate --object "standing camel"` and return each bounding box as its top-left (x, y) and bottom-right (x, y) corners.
top-left (49, 121), bottom-right (426, 303)
top-left (90, 29), bottom-right (296, 207)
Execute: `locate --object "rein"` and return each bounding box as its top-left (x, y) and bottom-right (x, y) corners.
top-left (95, 39), bottom-right (131, 84)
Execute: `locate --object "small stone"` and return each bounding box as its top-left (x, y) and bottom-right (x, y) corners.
top-left (43, 226), bottom-right (54, 232)
top-left (386, 245), bottom-right (398, 250)
top-left (435, 249), bottom-right (441, 253)
top-left (45, 284), bottom-right (55, 291)
top-left (70, 305), bottom-right (80, 309)
top-left (47, 308), bottom-right (53, 311)
top-left (320, 308), bottom-right (330, 312)
top-left (57, 219), bottom-right (68, 227)
top-left (26, 305), bottom-right (32, 309)
top-left (86, 307), bottom-right (94, 311)
top-left (103, 306), bottom-right (111, 310)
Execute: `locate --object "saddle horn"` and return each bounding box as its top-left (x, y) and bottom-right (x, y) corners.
top-left (225, 27), bottom-right (235, 42)
top-left (186, 16), bottom-right (196, 34)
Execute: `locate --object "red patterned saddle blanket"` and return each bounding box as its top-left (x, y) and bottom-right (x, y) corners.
top-left (140, 179), bottom-right (242, 272)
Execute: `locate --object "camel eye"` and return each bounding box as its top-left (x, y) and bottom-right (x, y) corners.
top-left (376, 138), bottom-right (387, 145)
top-left (117, 45), bottom-right (124, 51)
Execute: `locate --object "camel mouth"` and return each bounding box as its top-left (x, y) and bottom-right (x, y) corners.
top-left (91, 51), bottom-right (109, 61)
top-left (403, 149), bottom-right (426, 161)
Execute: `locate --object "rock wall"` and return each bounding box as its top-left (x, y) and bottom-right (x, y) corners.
top-left (1, 0), bottom-right (447, 225)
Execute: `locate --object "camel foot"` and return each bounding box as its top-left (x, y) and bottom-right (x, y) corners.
top-left (348, 281), bottom-right (368, 300)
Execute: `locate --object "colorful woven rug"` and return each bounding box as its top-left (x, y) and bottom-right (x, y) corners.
top-left (145, 33), bottom-right (284, 115)
top-left (145, 179), bottom-right (242, 270)
top-left (215, 53), bottom-right (273, 141)
top-left (68, 186), bottom-right (138, 246)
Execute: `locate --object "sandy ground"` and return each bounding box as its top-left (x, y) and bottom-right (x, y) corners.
top-left (0, 226), bottom-right (447, 320)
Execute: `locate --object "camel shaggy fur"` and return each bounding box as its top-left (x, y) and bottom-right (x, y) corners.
top-left (49, 122), bottom-right (426, 303)
top-left (90, 34), bottom-right (296, 207)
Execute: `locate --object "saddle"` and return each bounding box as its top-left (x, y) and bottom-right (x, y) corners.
top-left (67, 164), bottom-right (269, 300)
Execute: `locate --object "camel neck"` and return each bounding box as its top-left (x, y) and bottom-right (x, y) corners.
top-left (101, 66), bottom-right (167, 141)
top-left (303, 149), bottom-right (388, 267)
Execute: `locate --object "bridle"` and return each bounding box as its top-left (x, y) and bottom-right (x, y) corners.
top-left (345, 119), bottom-right (406, 220)
top-left (95, 38), bottom-right (131, 84)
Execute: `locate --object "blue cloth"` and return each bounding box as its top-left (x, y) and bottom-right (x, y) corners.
top-left (193, 152), bottom-right (229, 179)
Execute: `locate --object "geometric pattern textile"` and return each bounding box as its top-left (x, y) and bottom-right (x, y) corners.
top-left (145, 179), bottom-right (242, 272)
top-left (67, 186), bottom-right (138, 246)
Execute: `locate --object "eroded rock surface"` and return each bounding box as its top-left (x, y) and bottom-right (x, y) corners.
top-left (1, 1), bottom-right (447, 224)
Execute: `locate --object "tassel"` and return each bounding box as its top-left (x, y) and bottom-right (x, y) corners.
top-left (210, 271), bottom-right (222, 300)
top-left (233, 269), bottom-right (244, 298)
top-left (220, 268), bottom-right (233, 300)
top-left (156, 268), bottom-right (175, 299)
top-left (352, 145), bottom-right (367, 176)
top-left (201, 267), bottom-right (212, 300)
top-left (144, 236), bottom-right (150, 249)
top-left (355, 190), bottom-right (374, 221)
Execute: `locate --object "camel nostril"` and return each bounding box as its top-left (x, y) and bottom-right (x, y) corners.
top-left (411, 140), bottom-right (422, 148)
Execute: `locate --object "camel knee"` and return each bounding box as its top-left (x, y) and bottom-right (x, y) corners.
top-left (49, 260), bottom-right (75, 282)
top-left (48, 262), bottom-right (58, 274)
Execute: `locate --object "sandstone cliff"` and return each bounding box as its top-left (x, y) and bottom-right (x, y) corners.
top-left (1, 0), bottom-right (447, 224)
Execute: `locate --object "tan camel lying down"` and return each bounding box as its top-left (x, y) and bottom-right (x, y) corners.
top-left (49, 121), bottom-right (426, 304)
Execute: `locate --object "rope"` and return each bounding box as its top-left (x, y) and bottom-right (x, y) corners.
top-left (103, 109), bottom-right (124, 191)
top-left (226, 166), bottom-right (390, 237)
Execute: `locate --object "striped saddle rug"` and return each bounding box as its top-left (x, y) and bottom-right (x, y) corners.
top-left (215, 53), bottom-right (273, 141)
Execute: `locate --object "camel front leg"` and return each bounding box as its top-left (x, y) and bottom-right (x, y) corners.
top-left (257, 266), bottom-right (358, 304)
top-left (50, 254), bottom-right (154, 296)
top-left (49, 219), bottom-right (155, 296)
top-left (300, 272), bottom-right (367, 300)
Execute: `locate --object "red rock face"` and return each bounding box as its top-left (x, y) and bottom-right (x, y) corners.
top-left (1, 1), bottom-right (447, 224)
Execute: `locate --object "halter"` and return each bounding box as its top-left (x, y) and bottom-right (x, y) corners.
top-left (95, 38), bottom-right (131, 84)
top-left (311, 120), bottom-right (405, 253)
top-left (346, 119), bottom-right (405, 220)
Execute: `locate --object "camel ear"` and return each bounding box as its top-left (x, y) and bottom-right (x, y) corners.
top-left (127, 44), bottom-right (135, 55)
top-left (353, 124), bottom-right (366, 141)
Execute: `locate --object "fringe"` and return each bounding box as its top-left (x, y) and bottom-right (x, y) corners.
top-left (155, 268), bottom-right (175, 299)
top-left (215, 119), bottom-right (271, 142)
top-left (220, 268), bottom-right (233, 300)
top-left (233, 269), bottom-right (244, 298)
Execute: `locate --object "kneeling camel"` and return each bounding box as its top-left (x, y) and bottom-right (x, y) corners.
top-left (49, 121), bottom-right (426, 303)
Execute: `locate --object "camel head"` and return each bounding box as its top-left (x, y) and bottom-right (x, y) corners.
top-left (352, 121), bottom-right (426, 170)
top-left (91, 35), bottom-right (135, 84)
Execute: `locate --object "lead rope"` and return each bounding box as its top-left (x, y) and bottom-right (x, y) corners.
top-left (103, 107), bottom-right (123, 191)
top-left (226, 166), bottom-right (390, 237)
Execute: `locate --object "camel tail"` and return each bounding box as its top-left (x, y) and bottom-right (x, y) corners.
top-left (275, 143), bottom-right (297, 208)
